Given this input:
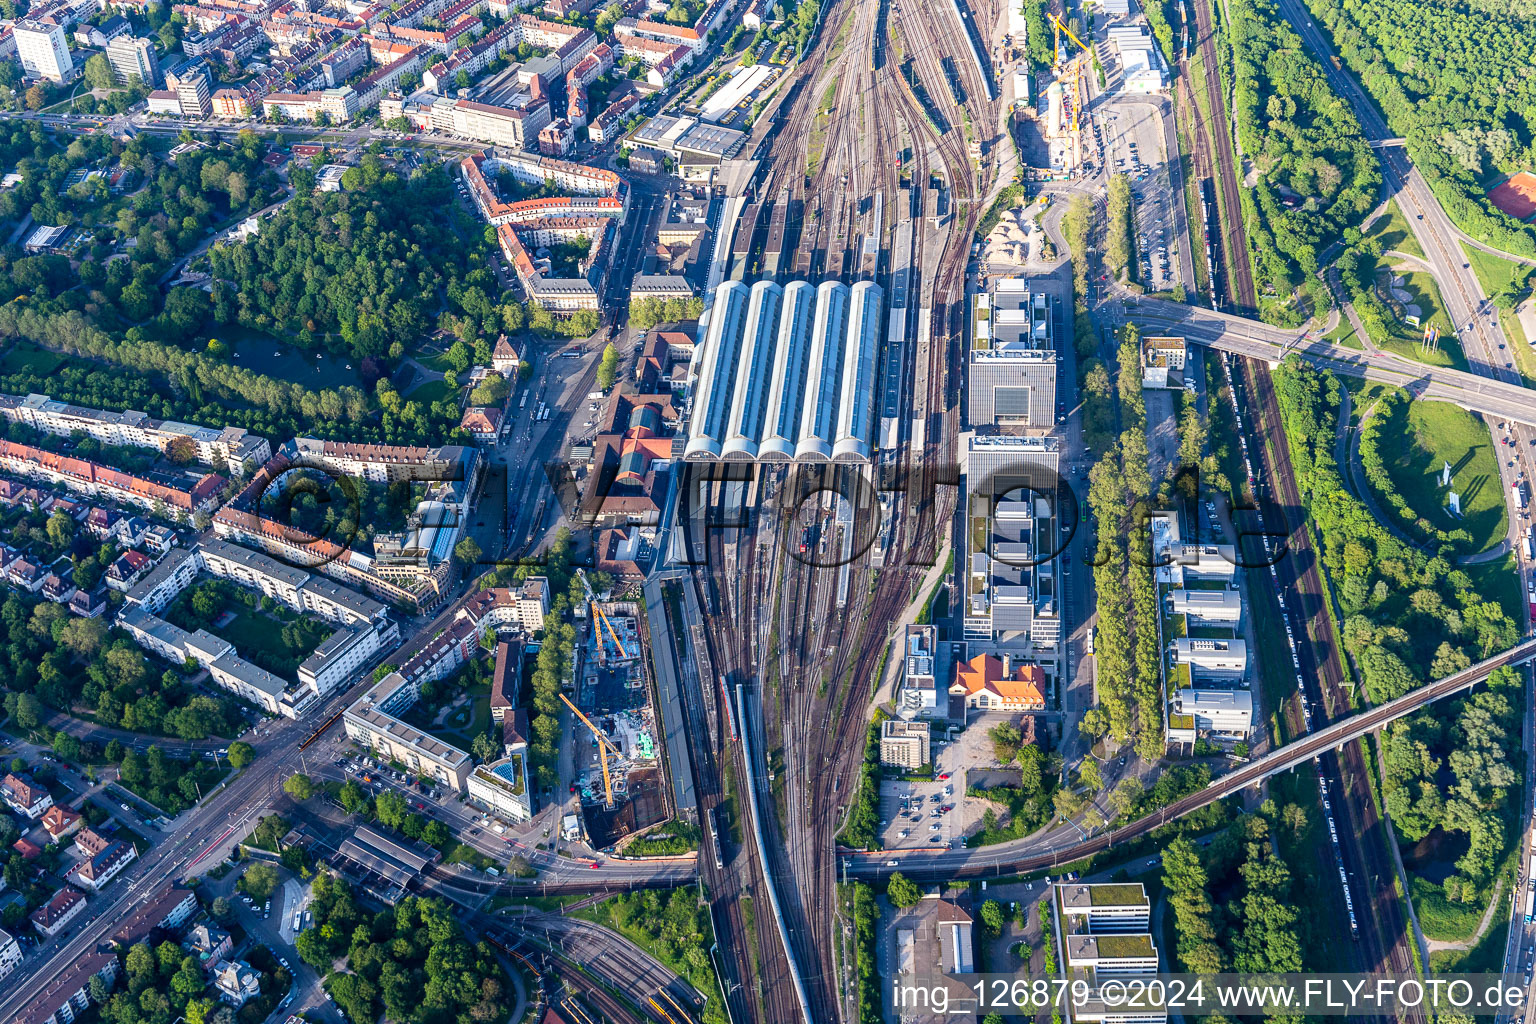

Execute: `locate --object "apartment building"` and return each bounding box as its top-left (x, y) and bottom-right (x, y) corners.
top-left (118, 606), bottom-right (316, 719)
top-left (15, 20), bottom-right (73, 81)
top-left (31, 887), bottom-right (87, 938)
top-left (343, 673), bottom-right (474, 791)
top-left (458, 577), bottom-right (550, 633)
top-left (121, 546), bottom-right (201, 615)
top-left (11, 951), bottom-right (117, 1024)
top-left (1, 772), bottom-right (54, 820)
top-left (0, 392), bottom-right (271, 467)
top-left (72, 827), bottom-right (138, 891)
top-left (0, 440), bottom-right (225, 517)
top-left (0, 928), bottom-right (21, 983)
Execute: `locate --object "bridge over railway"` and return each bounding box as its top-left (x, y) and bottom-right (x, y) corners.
top-left (848, 635), bottom-right (1536, 881)
top-left (1123, 296), bottom-right (1536, 428)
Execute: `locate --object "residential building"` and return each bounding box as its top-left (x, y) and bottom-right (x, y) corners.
top-left (0, 927), bottom-right (20, 983)
top-left (879, 719), bottom-right (930, 770)
top-left (948, 654), bottom-right (1046, 713)
top-left (343, 673), bottom-right (474, 791)
top-left (15, 20), bottom-right (73, 82)
top-left (173, 62), bottom-right (212, 116)
top-left (396, 616), bottom-right (479, 690)
top-left (186, 921), bottom-right (234, 966)
top-left (121, 546), bottom-right (200, 615)
top-left (31, 887), bottom-right (87, 938)
top-left (106, 35), bottom-right (161, 87)
top-left (488, 639), bottom-right (523, 721)
top-left (458, 577), bottom-right (550, 634)
top-left (9, 950), bottom-right (116, 1024)
top-left (0, 438), bottom-right (226, 516)
top-left (1, 773), bottom-right (53, 820)
top-left (212, 959), bottom-right (261, 1005)
top-left (41, 805), bottom-right (82, 843)
top-left (112, 886), bottom-right (198, 946)
top-left (297, 623), bottom-right (386, 699)
top-left (460, 406), bottom-right (502, 442)
top-left (72, 827), bottom-right (138, 891)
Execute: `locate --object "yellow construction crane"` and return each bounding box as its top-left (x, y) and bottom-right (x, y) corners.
top-left (576, 568), bottom-right (628, 661)
top-left (1048, 13), bottom-right (1095, 169)
top-left (1049, 13), bottom-right (1093, 68)
top-left (561, 693), bottom-right (622, 808)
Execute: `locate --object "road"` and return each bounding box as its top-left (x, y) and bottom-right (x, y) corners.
top-left (1125, 296), bottom-right (1536, 426)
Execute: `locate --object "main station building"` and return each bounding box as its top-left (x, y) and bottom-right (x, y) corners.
top-left (685, 279), bottom-right (884, 463)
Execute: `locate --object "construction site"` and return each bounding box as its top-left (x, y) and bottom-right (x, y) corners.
top-left (567, 573), bottom-right (668, 850)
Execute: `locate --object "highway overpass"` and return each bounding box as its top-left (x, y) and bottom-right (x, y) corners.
top-left (1126, 297), bottom-right (1536, 427)
top-left (849, 634), bottom-right (1536, 882)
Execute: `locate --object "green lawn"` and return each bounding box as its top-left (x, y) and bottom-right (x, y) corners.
top-left (1373, 269), bottom-right (1465, 370)
top-left (0, 341), bottom-right (66, 376)
top-left (406, 378), bottom-right (460, 405)
top-left (1324, 322), bottom-right (1361, 349)
top-left (403, 682), bottom-right (492, 751)
top-left (1375, 399), bottom-right (1507, 554)
top-left (1363, 200), bottom-right (1425, 260)
top-left (1460, 242), bottom-right (1533, 303)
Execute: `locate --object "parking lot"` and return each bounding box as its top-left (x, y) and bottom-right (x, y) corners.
top-left (878, 775), bottom-right (962, 850)
top-left (1097, 101), bottom-right (1180, 292)
top-left (876, 711), bottom-right (1050, 848)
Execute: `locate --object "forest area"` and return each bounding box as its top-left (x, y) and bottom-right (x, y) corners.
top-left (1271, 358), bottom-right (1525, 932)
top-left (1224, 0), bottom-right (1380, 323)
top-left (1300, 0), bottom-right (1536, 254)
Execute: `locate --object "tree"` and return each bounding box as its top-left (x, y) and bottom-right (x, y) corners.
top-left (227, 741), bottom-right (255, 769)
top-left (886, 871), bottom-right (922, 908)
top-left (211, 896), bottom-right (232, 921)
top-left (283, 773), bottom-right (315, 800)
top-left (595, 342), bottom-right (619, 391)
top-left (166, 435), bottom-right (198, 464)
top-left (45, 510), bottom-right (74, 547)
top-left (241, 863), bottom-right (280, 900)
top-left (339, 779), bottom-right (370, 814)
top-left (1075, 758), bottom-right (1103, 793)
top-left (979, 899), bottom-right (1005, 937)
top-left (453, 536), bottom-right (483, 567)
top-left (83, 53), bottom-right (115, 90)
top-left (471, 731), bottom-right (501, 763)
top-left (988, 722), bottom-right (1022, 764)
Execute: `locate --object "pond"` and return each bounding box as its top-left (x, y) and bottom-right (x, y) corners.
top-left (217, 326), bottom-right (369, 391)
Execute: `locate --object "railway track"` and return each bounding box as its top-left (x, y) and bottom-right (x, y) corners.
top-left (1180, 0), bottom-right (1424, 997)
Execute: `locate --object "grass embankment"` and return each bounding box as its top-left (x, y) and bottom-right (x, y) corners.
top-left (1371, 398), bottom-right (1507, 554)
top-left (1363, 200), bottom-right (1424, 260)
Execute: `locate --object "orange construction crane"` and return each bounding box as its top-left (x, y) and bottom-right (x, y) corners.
top-left (577, 568), bottom-right (628, 661)
top-left (561, 693), bottom-right (622, 807)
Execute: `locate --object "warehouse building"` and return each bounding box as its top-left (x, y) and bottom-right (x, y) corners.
top-left (685, 279), bottom-right (883, 463)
